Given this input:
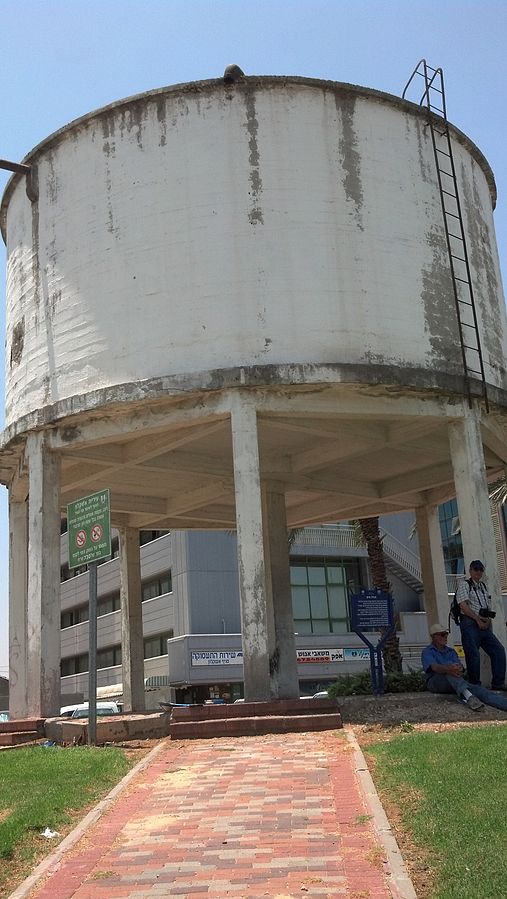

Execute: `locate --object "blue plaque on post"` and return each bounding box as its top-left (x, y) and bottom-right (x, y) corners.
top-left (350, 588), bottom-right (395, 695)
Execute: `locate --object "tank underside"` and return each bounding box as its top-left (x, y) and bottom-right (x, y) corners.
top-left (3, 377), bottom-right (507, 530)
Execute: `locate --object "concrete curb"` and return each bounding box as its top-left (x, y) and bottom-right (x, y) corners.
top-left (345, 728), bottom-right (418, 899)
top-left (8, 740), bottom-right (168, 899)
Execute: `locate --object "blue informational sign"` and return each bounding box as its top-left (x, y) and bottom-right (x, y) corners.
top-left (349, 588), bottom-right (396, 695)
top-left (350, 588), bottom-right (394, 631)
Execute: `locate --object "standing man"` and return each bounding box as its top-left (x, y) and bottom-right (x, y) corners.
top-left (422, 624), bottom-right (507, 712)
top-left (455, 560), bottom-right (506, 689)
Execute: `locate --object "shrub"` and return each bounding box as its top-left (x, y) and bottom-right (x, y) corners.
top-left (327, 668), bottom-right (426, 697)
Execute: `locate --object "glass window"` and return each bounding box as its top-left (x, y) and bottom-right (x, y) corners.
top-left (292, 586), bottom-right (310, 619)
top-left (293, 619), bottom-right (313, 635)
top-left (290, 566), bottom-right (308, 585)
top-left (61, 653), bottom-right (89, 676)
top-left (308, 567), bottom-right (326, 586)
top-left (143, 630), bottom-right (174, 658)
top-left (289, 558), bottom-right (360, 634)
top-left (439, 499), bottom-right (464, 575)
top-left (327, 584), bottom-right (347, 618)
top-left (139, 530), bottom-right (169, 546)
top-left (326, 566), bottom-right (344, 584)
top-left (142, 571), bottom-right (172, 601)
top-left (98, 592), bottom-right (120, 616)
top-left (61, 605), bottom-right (89, 629)
top-left (309, 586), bottom-right (328, 618)
top-left (97, 645), bottom-right (122, 669)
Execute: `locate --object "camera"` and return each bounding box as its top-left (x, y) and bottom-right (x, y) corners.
top-left (479, 608), bottom-right (496, 619)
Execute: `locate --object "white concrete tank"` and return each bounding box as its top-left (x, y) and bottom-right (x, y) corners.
top-left (2, 75), bottom-right (507, 431)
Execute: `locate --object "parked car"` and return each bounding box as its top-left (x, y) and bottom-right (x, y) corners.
top-left (59, 701), bottom-right (120, 719)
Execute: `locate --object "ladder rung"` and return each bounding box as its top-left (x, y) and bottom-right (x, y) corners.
top-left (451, 254), bottom-right (466, 262)
top-left (454, 276), bottom-right (471, 285)
top-left (445, 211), bottom-right (460, 219)
top-left (441, 188), bottom-right (457, 198)
top-left (436, 147), bottom-right (451, 158)
top-left (461, 323), bottom-right (478, 331)
top-left (438, 166), bottom-right (454, 178)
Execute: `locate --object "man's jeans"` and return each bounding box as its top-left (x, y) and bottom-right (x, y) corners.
top-left (427, 673), bottom-right (507, 711)
top-left (459, 617), bottom-right (506, 686)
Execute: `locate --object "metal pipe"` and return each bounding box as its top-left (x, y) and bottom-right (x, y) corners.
top-left (0, 158), bottom-right (31, 175)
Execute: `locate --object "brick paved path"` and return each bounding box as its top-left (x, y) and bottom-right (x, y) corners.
top-left (30, 731), bottom-right (398, 899)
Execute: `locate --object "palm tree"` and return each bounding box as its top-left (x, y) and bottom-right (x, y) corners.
top-left (356, 516), bottom-right (403, 673)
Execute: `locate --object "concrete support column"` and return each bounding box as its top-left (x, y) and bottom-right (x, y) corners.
top-left (449, 409), bottom-right (507, 651)
top-left (263, 486), bottom-right (299, 699)
top-left (260, 499), bottom-right (277, 697)
top-left (416, 504), bottom-right (449, 629)
top-left (230, 395), bottom-right (271, 701)
top-left (8, 497), bottom-right (28, 719)
top-left (118, 526), bottom-right (145, 712)
top-left (26, 433), bottom-right (61, 718)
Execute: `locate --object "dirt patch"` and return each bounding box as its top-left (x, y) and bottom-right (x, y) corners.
top-left (337, 690), bottom-right (507, 727)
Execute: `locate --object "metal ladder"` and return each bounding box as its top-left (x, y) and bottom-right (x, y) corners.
top-left (402, 59), bottom-right (488, 411)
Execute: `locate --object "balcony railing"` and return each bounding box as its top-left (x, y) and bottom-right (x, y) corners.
top-left (291, 525), bottom-right (360, 549)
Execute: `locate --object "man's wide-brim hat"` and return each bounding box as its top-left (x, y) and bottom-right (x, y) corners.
top-left (429, 623), bottom-right (449, 636)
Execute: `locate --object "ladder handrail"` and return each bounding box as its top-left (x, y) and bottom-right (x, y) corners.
top-left (402, 60), bottom-right (489, 412)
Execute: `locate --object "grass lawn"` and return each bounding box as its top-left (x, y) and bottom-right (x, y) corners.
top-left (0, 744), bottom-right (132, 897)
top-left (365, 724), bottom-right (507, 899)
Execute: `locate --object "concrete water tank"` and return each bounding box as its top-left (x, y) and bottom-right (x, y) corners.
top-left (5, 73), bottom-right (507, 716)
top-left (2, 75), bottom-right (506, 430)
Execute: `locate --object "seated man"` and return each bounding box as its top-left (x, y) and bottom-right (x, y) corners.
top-left (421, 623), bottom-right (507, 713)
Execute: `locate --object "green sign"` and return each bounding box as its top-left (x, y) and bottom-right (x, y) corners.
top-left (67, 489), bottom-right (111, 569)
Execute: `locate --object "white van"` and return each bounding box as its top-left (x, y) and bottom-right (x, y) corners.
top-left (59, 701), bottom-right (120, 718)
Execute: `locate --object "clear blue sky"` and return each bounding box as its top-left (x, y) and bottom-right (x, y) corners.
top-left (1, 0), bottom-right (506, 676)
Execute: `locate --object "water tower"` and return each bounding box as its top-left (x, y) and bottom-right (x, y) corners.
top-left (2, 65), bottom-right (507, 717)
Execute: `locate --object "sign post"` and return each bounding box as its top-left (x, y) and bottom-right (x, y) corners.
top-left (67, 490), bottom-right (111, 745)
top-left (350, 587), bottom-right (395, 695)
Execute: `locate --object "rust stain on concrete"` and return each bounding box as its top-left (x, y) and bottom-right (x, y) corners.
top-left (421, 225), bottom-right (462, 373)
top-left (461, 160), bottom-right (505, 379)
top-left (336, 93), bottom-right (364, 230)
top-left (10, 318), bottom-right (25, 367)
top-left (243, 89), bottom-right (264, 225)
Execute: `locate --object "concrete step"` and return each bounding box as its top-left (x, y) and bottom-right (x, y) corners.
top-left (0, 730), bottom-right (43, 746)
top-left (170, 711), bottom-right (342, 740)
top-left (170, 697), bottom-right (339, 723)
top-left (0, 717), bottom-right (45, 747)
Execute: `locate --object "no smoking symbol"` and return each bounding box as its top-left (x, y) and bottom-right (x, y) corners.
top-left (76, 530), bottom-right (86, 548)
top-left (91, 524), bottom-right (103, 543)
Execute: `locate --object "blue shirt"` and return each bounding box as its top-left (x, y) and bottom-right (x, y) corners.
top-left (421, 643), bottom-right (460, 678)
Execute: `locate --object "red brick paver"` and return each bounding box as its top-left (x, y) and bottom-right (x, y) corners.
top-left (29, 731), bottom-right (397, 899)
